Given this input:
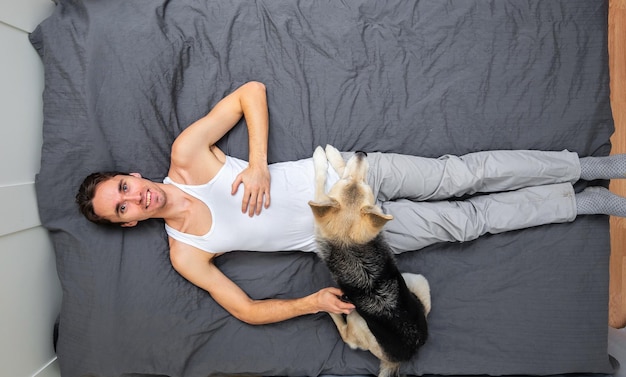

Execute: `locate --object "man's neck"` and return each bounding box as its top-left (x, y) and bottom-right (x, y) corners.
top-left (159, 183), bottom-right (197, 229)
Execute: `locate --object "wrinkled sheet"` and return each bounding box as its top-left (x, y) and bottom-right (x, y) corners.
top-left (30, 0), bottom-right (615, 376)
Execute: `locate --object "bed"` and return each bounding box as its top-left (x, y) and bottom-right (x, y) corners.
top-left (30, 0), bottom-right (617, 376)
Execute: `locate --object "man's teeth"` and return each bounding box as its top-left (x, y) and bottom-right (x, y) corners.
top-left (146, 191), bottom-right (152, 208)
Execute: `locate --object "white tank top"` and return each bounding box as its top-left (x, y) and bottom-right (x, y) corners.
top-left (164, 156), bottom-right (339, 253)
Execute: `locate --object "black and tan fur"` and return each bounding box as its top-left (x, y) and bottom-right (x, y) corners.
top-left (308, 145), bottom-right (431, 377)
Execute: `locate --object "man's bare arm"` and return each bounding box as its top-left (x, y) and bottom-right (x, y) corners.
top-left (169, 243), bottom-right (354, 325)
top-left (229, 82), bottom-right (271, 216)
top-left (170, 81), bottom-right (271, 215)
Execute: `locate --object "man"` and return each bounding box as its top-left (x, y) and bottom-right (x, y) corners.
top-left (77, 81), bottom-right (626, 325)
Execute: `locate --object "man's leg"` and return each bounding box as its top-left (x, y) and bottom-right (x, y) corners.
top-left (361, 150), bottom-right (581, 202)
top-left (381, 183), bottom-right (577, 253)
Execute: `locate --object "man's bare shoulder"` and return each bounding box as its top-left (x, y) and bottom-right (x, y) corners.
top-left (167, 238), bottom-right (230, 296)
top-left (168, 145), bottom-right (226, 185)
top-left (169, 237), bottom-right (219, 271)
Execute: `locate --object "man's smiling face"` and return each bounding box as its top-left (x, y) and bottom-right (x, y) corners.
top-left (91, 173), bottom-right (166, 227)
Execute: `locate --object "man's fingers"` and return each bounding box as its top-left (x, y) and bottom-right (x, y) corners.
top-left (264, 191), bottom-right (271, 208)
top-left (319, 287), bottom-right (355, 314)
top-left (334, 296), bottom-right (355, 314)
top-left (231, 175), bottom-right (242, 195)
top-left (231, 169), bottom-right (270, 216)
top-left (246, 190), bottom-right (265, 216)
top-left (241, 189), bottom-right (251, 214)
top-left (248, 192), bottom-right (258, 217)
top-left (255, 193), bottom-right (265, 215)
top-left (326, 287), bottom-right (343, 296)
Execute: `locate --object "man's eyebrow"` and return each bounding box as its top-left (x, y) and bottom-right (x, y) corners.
top-left (115, 179), bottom-right (124, 216)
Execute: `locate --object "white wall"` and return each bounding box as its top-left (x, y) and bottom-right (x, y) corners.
top-left (0, 1), bottom-right (60, 376)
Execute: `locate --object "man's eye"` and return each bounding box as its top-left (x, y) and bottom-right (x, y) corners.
top-left (123, 184), bottom-right (128, 192)
top-left (120, 204), bottom-right (126, 213)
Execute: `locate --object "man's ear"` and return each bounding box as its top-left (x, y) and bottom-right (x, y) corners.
top-left (121, 221), bottom-right (138, 228)
top-left (308, 199), bottom-right (340, 221)
top-left (130, 172), bottom-right (142, 178)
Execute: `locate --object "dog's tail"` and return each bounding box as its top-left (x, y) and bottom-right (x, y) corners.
top-left (378, 360), bottom-right (401, 377)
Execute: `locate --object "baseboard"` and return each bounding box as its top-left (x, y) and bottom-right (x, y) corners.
top-left (32, 357), bottom-right (59, 377)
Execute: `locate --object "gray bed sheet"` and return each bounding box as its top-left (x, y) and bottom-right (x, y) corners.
top-left (30, 0), bottom-right (616, 376)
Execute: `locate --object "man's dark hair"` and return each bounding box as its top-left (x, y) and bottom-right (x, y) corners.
top-left (76, 171), bottom-right (129, 225)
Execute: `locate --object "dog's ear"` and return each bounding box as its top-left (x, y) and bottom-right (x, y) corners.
top-left (325, 144), bottom-right (346, 176)
top-left (361, 205), bottom-right (393, 231)
top-left (308, 199), bottom-right (340, 221)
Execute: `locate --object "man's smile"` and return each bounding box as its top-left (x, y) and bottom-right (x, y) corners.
top-left (146, 190), bottom-right (152, 209)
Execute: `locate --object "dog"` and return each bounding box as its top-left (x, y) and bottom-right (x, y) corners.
top-left (308, 145), bottom-right (431, 377)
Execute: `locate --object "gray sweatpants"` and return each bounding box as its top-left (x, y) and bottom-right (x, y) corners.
top-left (343, 150), bottom-right (581, 253)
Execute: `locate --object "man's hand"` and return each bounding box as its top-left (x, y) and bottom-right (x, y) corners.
top-left (314, 287), bottom-right (355, 315)
top-left (231, 164), bottom-right (271, 216)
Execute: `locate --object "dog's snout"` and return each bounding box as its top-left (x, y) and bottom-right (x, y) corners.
top-left (355, 150), bottom-right (368, 157)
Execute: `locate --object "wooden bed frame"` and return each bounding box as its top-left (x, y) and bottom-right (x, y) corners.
top-left (609, 0), bottom-right (626, 329)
